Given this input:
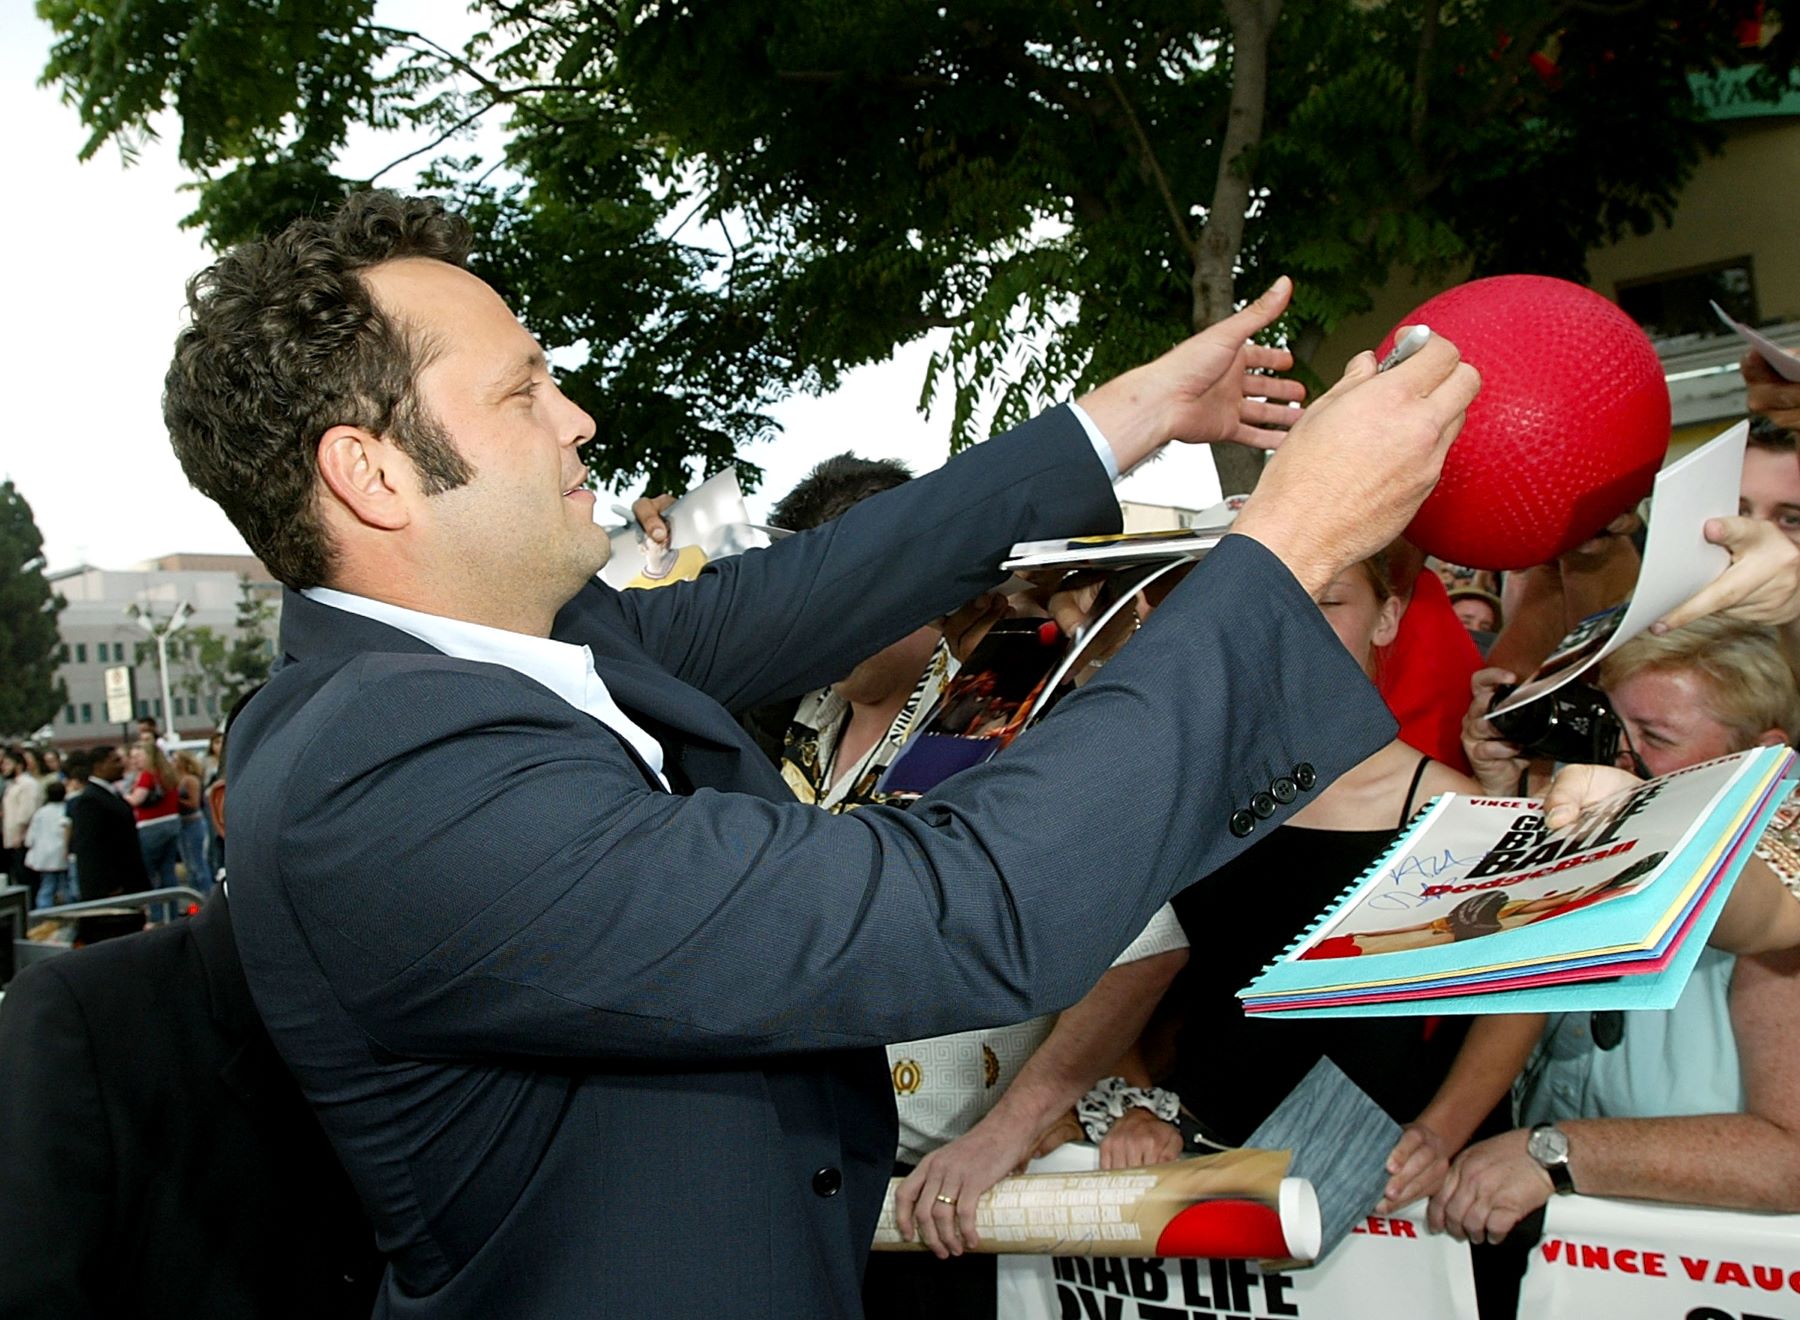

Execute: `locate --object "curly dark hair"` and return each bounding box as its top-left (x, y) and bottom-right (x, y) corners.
top-left (164, 191), bottom-right (478, 589)
top-left (769, 453), bottom-right (913, 532)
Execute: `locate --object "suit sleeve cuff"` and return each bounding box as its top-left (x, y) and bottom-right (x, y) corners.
top-left (1067, 400), bottom-right (1122, 483)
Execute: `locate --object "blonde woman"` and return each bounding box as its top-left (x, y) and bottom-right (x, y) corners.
top-left (124, 742), bottom-right (182, 890)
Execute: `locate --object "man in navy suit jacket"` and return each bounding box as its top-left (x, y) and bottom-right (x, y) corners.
top-left (160, 191), bottom-right (1478, 1317)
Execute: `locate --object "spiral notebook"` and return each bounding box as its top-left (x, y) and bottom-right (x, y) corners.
top-left (1237, 746), bottom-right (1793, 1018)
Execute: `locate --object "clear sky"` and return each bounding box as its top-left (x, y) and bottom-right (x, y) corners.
top-left (1, 5), bottom-right (1220, 574)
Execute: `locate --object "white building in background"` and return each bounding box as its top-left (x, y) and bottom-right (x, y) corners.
top-left (1119, 499), bottom-right (1216, 534)
top-left (46, 553), bottom-right (279, 748)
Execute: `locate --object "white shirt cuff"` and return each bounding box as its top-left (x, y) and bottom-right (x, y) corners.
top-left (1067, 400), bottom-right (1121, 483)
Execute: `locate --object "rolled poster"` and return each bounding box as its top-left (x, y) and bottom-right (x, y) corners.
top-left (872, 1148), bottom-right (1321, 1261)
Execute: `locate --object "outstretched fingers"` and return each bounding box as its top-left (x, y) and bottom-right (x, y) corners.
top-left (1244, 342), bottom-right (1297, 376)
top-left (1201, 275), bottom-right (1294, 350)
top-left (1248, 372), bottom-right (1306, 405)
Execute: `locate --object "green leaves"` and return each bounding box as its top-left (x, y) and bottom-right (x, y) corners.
top-left (39, 0), bottom-right (387, 170)
top-left (0, 481), bottom-right (67, 739)
top-left (36, 0), bottom-right (1794, 490)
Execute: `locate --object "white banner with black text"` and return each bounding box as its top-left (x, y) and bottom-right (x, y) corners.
top-left (993, 1145), bottom-right (1477, 1319)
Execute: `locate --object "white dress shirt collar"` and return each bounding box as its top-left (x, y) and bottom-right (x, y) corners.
top-left (301, 587), bottom-right (670, 789)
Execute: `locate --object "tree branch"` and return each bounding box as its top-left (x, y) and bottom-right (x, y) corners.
top-left (1102, 66), bottom-right (1200, 267)
top-left (366, 99), bottom-right (502, 186)
top-left (1410, 0), bottom-right (1440, 152)
top-left (366, 24), bottom-right (603, 104)
top-left (1059, 6), bottom-right (1200, 269)
top-left (365, 23), bottom-right (508, 99)
top-left (1197, 0), bottom-right (1283, 497)
top-left (773, 69), bottom-right (954, 88)
top-left (1195, 0), bottom-right (1282, 329)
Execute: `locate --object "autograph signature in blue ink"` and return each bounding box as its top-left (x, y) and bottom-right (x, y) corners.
top-left (1394, 848), bottom-right (1484, 883)
top-left (1362, 849), bottom-right (1486, 911)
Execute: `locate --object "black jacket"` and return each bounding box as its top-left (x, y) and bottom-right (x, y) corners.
top-left (0, 891), bottom-right (381, 1319)
top-left (63, 781), bottom-right (149, 900)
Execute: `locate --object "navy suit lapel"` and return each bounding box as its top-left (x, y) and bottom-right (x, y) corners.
top-left (587, 654), bottom-right (791, 800)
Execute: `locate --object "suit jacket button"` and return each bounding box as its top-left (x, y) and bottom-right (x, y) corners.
top-left (812, 1166), bottom-right (842, 1197)
top-left (1294, 762), bottom-right (1317, 791)
top-left (1251, 791), bottom-right (1277, 819)
top-left (1229, 809), bottom-right (1256, 838)
top-left (1271, 777), bottom-right (1298, 805)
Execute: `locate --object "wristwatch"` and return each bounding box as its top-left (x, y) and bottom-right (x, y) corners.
top-left (1527, 1122), bottom-right (1576, 1195)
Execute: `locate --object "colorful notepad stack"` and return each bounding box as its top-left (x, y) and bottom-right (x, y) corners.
top-left (1238, 746), bottom-right (1795, 1018)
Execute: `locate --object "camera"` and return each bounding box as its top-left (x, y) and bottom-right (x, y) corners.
top-left (1485, 682), bottom-right (1624, 767)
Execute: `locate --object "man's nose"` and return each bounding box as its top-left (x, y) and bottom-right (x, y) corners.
top-left (571, 409), bottom-right (597, 447)
top-left (550, 382), bottom-right (597, 446)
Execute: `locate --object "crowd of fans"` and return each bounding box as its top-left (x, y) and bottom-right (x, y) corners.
top-left (2, 715), bottom-right (220, 921)
top-left (629, 348), bottom-right (1800, 1320)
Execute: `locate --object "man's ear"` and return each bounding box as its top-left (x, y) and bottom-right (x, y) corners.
top-left (316, 425), bottom-right (412, 531)
top-left (206, 778), bottom-right (227, 839)
top-left (1756, 728), bottom-right (1790, 749)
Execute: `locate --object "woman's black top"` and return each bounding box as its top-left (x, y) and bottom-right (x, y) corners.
top-left (1167, 766), bottom-right (1469, 1145)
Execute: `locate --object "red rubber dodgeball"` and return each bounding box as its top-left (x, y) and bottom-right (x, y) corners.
top-left (1375, 275), bottom-right (1669, 570)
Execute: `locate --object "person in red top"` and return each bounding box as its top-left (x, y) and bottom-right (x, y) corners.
top-left (1375, 547), bottom-right (1483, 774)
top-left (124, 742), bottom-right (182, 890)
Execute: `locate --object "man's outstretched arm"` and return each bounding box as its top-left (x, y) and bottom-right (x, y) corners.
top-left (597, 279), bottom-right (1321, 711)
top-left (239, 321), bottom-right (1478, 1062)
top-left (249, 532), bottom-right (1393, 1064)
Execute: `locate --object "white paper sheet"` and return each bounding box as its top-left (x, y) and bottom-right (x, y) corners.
top-left (1490, 422), bottom-right (1744, 717)
top-left (1712, 298), bottom-right (1800, 382)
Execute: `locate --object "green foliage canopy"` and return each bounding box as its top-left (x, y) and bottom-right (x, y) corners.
top-left (0, 481), bottom-right (68, 739)
top-left (37, 0), bottom-right (1796, 491)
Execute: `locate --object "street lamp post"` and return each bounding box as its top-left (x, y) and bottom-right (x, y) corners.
top-left (128, 600), bottom-right (192, 739)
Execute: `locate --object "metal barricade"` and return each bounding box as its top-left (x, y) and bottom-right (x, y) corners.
top-left (14, 887), bottom-right (210, 974)
top-left (29, 886), bottom-right (207, 923)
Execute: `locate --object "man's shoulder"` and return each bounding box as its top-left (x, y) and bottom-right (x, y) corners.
top-left (65, 788), bottom-right (106, 818)
top-left (5, 922), bottom-right (195, 1020)
top-left (259, 646), bottom-right (586, 738)
top-left (234, 649), bottom-right (608, 815)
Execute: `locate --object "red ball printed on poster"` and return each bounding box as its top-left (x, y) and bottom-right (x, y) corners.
top-left (1375, 275), bottom-right (1670, 570)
